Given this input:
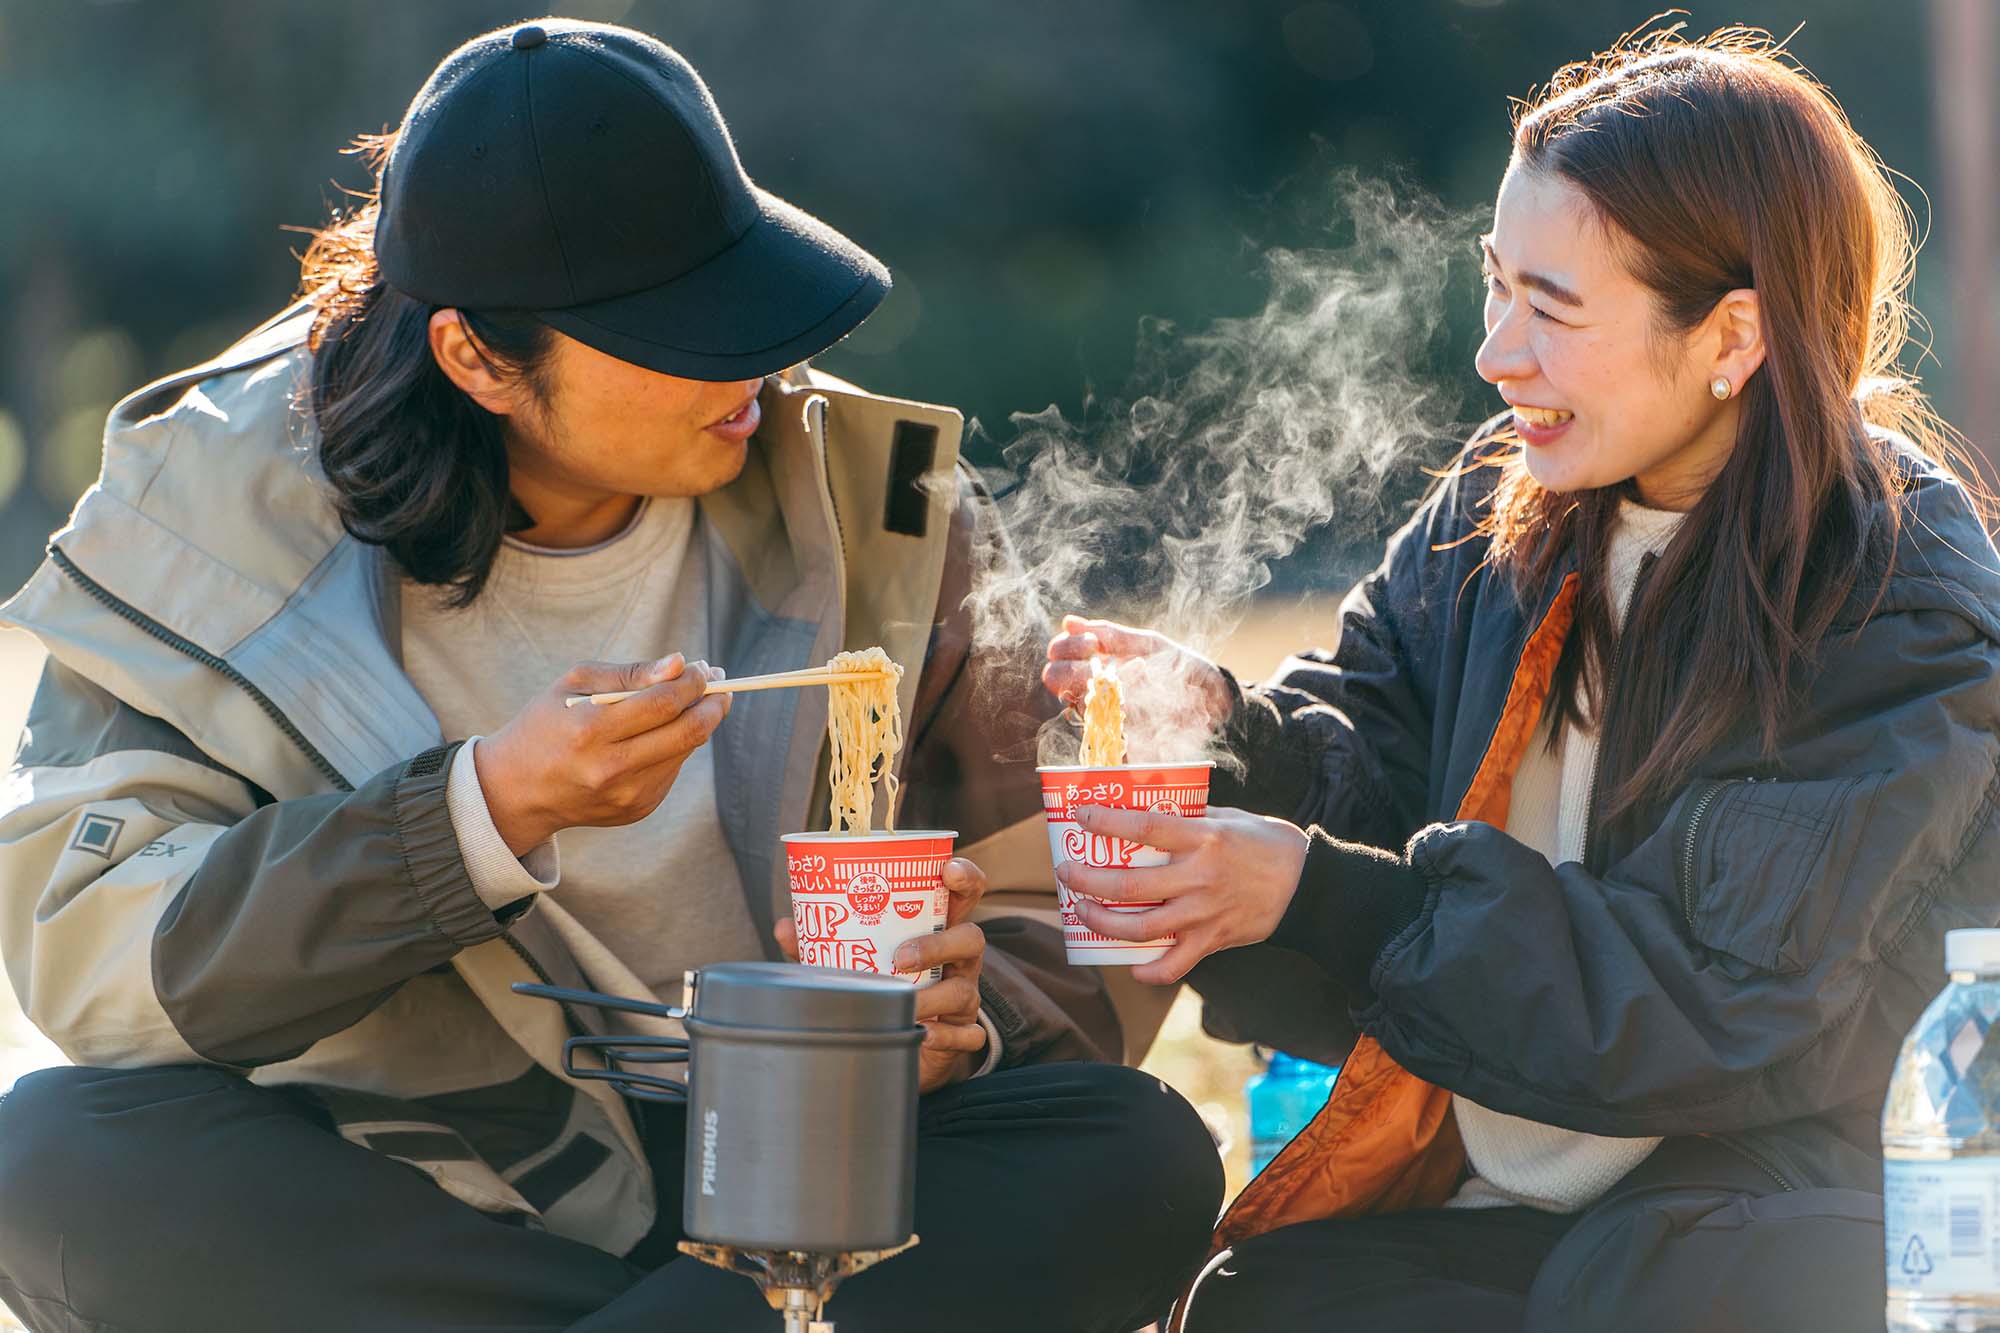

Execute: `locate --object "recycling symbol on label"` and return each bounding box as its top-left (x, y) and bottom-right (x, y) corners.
top-left (1902, 1234), bottom-right (1935, 1277)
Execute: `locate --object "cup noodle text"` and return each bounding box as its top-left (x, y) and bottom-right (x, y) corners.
top-left (783, 832), bottom-right (955, 986)
top-left (1036, 764), bottom-right (1212, 966)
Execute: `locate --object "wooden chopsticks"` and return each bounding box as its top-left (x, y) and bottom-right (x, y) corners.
top-left (564, 666), bottom-right (894, 709)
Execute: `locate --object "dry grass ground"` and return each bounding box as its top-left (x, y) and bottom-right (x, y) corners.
top-left (0, 600), bottom-right (1339, 1328)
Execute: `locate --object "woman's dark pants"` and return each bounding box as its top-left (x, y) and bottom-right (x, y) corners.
top-left (1180, 1136), bottom-right (1887, 1333)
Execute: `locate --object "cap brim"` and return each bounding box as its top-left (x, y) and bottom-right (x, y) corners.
top-left (535, 188), bottom-right (889, 381)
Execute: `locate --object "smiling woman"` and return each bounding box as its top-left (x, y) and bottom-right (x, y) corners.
top-left (1042, 22), bottom-right (2000, 1333)
top-left (1469, 21), bottom-right (1978, 824)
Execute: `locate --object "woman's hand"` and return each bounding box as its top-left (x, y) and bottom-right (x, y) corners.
top-left (477, 655), bottom-right (732, 855)
top-left (776, 857), bottom-right (992, 1093)
top-left (1043, 615), bottom-right (1233, 729)
top-left (1057, 805), bottom-right (1309, 985)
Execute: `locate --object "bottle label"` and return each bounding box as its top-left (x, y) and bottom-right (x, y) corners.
top-left (1886, 1157), bottom-right (2000, 1295)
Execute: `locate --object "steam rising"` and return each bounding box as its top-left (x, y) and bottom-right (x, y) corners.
top-left (962, 172), bottom-right (1475, 766)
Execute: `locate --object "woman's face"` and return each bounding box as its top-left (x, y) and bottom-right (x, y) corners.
top-left (1475, 163), bottom-right (1746, 508)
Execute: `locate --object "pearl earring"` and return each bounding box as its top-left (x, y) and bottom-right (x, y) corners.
top-left (1711, 376), bottom-right (1732, 400)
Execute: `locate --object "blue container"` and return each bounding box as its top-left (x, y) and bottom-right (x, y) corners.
top-left (1246, 1050), bottom-right (1341, 1177)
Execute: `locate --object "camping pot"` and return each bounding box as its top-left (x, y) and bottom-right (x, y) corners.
top-left (681, 963), bottom-right (922, 1252)
top-left (515, 962), bottom-right (923, 1254)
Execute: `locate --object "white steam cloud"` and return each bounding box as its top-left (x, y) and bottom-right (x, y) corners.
top-left (961, 171), bottom-right (1476, 767)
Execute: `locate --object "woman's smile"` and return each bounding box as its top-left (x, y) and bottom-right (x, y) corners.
top-left (1510, 403), bottom-right (1574, 446)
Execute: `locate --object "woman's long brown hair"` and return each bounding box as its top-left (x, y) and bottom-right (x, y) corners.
top-left (1471, 23), bottom-right (1985, 819)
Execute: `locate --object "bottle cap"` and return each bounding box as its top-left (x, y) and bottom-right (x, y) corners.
top-left (1946, 929), bottom-right (2000, 974)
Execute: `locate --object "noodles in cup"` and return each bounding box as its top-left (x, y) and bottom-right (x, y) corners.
top-left (1079, 657), bottom-right (1127, 767)
top-left (790, 648), bottom-right (949, 986)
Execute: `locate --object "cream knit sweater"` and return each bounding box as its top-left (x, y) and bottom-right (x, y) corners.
top-left (1447, 499), bottom-right (1685, 1212)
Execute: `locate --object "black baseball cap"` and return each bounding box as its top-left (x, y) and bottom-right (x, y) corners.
top-left (374, 18), bottom-right (889, 381)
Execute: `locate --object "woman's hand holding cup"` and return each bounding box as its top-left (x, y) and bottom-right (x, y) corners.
top-left (1056, 804), bottom-right (1309, 986)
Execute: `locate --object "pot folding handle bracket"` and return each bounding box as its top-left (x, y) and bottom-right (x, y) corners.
top-left (512, 981), bottom-right (690, 1103)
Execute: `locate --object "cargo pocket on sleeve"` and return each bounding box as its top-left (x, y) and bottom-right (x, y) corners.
top-left (1677, 772), bottom-right (1888, 973)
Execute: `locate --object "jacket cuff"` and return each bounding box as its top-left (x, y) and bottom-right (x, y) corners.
top-left (394, 742), bottom-right (511, 948)
top-left (1208, 666), bottom-right (1302, 818)
top-left (446, 738), bottom-right (560, 915)
top-left (1208, 665), bottom-right (1258, 804)
top-left (1268, 831), bottom-right (1425, 1006)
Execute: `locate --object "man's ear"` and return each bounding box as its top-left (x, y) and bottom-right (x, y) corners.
top-left (428, 309), bottom-right (519, 417)
top-left (1707, 288), bottom-right (1766, 395)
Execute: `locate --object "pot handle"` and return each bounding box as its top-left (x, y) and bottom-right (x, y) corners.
top-left (512, 980), bottom-right (687, 1021)
top-left (563, 1033), bottom-right (691, 1103)
top-left (511, 982), bottom-right (692, 1103)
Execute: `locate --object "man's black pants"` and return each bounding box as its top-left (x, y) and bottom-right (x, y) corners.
top-left (1180, 1137), bottom-right (1888, 1333)
top-left (0, 1060), bottom-right (1222, 1332)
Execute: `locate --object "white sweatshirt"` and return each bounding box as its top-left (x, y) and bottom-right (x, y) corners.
top-left (1448, 499), bottom-right (1686, 1213)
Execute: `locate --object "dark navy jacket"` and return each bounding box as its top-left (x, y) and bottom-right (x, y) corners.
top-left (1196, 436), bottom-right (2000, 1194)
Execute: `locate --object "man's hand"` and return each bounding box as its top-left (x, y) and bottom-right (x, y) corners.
top-left (1057, 805), bottom-right (1308, 985)
top-left (477, 655), bottom-right (731, 855)
top-left (776, 857), bottom-right (991, 1093)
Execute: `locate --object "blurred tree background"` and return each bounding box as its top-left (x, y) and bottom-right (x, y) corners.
top-left (0, 0), bottom-right (1987, 596)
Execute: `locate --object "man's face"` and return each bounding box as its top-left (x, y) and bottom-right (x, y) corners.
top-left (506, 331), bottom-right (764, 503)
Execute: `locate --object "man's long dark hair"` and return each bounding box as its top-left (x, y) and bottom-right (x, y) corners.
top-left (299, 130), bottom-right (554, 608)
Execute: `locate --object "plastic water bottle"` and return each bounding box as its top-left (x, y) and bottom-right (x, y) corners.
top-left (1885, 928), bottom-right (2000, 1331)
top-left (1246, 1050), bottom-right (1340, 1177)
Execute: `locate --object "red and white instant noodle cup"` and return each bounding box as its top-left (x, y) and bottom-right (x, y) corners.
top-left (782, 830), bottom-right (957, 988)
top-left (1036, 762), bottom-right (1213, 966)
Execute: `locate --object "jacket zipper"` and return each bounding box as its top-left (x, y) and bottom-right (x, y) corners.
top-left (1714, 1133), bottom-right (1797, 1192)
top-left (807, 396), bottom-right (850, 596)
top-left (801, 396), bottom-right (851, 836)
top-left (1677, 779), bottom-right (1734, 928)
top-left (47, 545), bottom-right (353, 793)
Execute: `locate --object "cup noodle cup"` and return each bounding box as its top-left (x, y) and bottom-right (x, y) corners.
top-left (1036, 763), bottom-right (1213, 966)
top-left (782, 830), bottom-right (956, 988)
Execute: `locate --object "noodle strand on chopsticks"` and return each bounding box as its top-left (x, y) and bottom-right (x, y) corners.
top-left (826, 647), bottom-right (906, 833)
top-left (1079, 657), bottom-right (1127, 766)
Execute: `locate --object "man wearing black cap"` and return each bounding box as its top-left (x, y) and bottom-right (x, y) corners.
top-left (0, 18), bottom-right (1221, 1332)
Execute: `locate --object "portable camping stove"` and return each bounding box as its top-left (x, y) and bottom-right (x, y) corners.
top-left (675, 1238), bottom-right (920, 1333)
top-left (514, 980), bottom-right (920, 1332)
